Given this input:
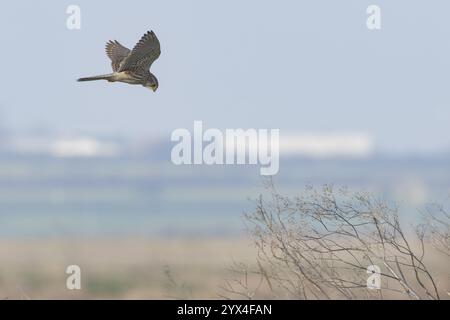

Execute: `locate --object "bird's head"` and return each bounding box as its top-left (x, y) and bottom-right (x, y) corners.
top-left (144, 74), bottom-right (159, 92)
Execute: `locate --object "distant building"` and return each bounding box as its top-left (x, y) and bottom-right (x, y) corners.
top-left (279, 133), bottom-right (373, 158)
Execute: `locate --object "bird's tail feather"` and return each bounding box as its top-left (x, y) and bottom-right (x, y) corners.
top-left (77, 73), bottom-right (114, 82)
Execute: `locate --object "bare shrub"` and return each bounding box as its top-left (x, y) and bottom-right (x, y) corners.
top-left (221, 180), bottom-right (449, 300)
top-left (423, 203), bottom-right (450, 257)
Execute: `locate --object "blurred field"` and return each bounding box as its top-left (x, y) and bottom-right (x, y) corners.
top-left (0, 237), bottom-right (257, 299)
top-left (0, 236), bottom-right (448, 299)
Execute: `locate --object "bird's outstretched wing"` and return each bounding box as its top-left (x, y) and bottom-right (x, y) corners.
top-left (118, 31), bottom-right (161, 72)
top-left (105, 40), bottom-right (131, 72)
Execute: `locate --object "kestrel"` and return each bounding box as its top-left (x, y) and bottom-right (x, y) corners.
top-left (78, 30), bottom-right (161, 91)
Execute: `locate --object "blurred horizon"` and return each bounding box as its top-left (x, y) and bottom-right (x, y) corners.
top-left (0, 127), bottom-right (448, 238)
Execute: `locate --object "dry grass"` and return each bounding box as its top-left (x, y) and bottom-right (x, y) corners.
top-left (0, 237), bottom-right (256, 299)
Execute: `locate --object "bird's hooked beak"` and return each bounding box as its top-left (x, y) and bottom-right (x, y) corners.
top-left (145, 84), bottom-right (158, 92)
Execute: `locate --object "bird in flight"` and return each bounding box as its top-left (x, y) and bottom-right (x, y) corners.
top-left (78, 30), bottom-right (161, 92)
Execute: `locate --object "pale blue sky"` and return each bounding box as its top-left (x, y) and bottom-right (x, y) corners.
top-left (0, 0), bottom-right (449, 154)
